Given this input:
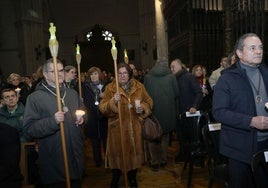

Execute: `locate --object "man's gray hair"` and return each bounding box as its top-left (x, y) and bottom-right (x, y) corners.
top-left (42, 58), bottom-right (63, 73)
top-left (235, 33), bottom-right (260, 51)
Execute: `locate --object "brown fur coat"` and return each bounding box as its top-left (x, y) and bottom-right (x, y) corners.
top-left (99, 78), bottom-right (153, 172)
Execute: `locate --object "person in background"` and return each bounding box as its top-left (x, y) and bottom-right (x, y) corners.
top-left (0, 88), bottom-right (28, 142)
top-left (20, 75), bottom-right (33, 105)
top-left (64, 65), bottom-right (77, 89)
top-left (192, 65), bottom-right (212, 113)
top-left (129, 63), bottom-right (144, 83)
top-left (0, 88), bottom-right (39, 185)
top-left (102, 70), bottom-right (108, 81)
top-left (144, 60), bottom-right (179, 171)
top-left (23, 58), bottom-right (86, 188)
top-left (228, 51), bottom-right (236, 65)
top-left (0, 122), bottom-right (22, 187)
top-left (213, 33), bottom-right (268, 187)
top-left (99, 63), bottom-right (153, 188)
top-left (82, 66), bottom-right (108, 167)
top-left (170, 59), bottom-right (203, 163)
top-left (209, 56), bottom-right (229, 89)
top-left (6, 73), bottom-right (25, 90)
top-left (30, 65), bottom-right (43, 94)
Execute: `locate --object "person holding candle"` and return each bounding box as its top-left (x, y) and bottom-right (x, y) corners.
top-left (23, 58), bottom-right (86, 187)
top-left (82, 66), bottom-right (108, 167)
top-left (192, 65), bottom-right (212, 113)
top-left (99, 63), bottom-right (153, 188)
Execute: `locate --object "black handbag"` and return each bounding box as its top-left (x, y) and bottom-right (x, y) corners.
top-left (142, 115), bottom-right (163, 141)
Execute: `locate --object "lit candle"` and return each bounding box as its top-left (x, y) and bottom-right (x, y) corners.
top-left (75, 110), bottom-right (85, 121)
top-left (76, 44), bottom-right (81, 64)
top-left (124, 49), bottom-right (129, 64)
top-left (15, 87), bottom-right (21, 94)
top-left (265, 102), bottom-right (268, 109)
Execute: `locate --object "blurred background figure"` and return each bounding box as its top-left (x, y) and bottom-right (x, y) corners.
top-left (228, 51), bottom-right (236, 65)
top-left (129, 63), bottom-right (144, 83)
top-left (64, 65), bottom-right (77, 89)
top-left (192, 65), bottom-right (212, 114)
top-left (170, 59), bottom-right (202, 163)
top-left (20, 75), bottom-right (33, 105)
top-left (6, 73), bottom-right (25, 89)
top-left (209, 56), bottom-right (229, 89)
top-left (144, 60), bottom-right (179, 171)
top-left (82, 66), bottom-right (108, 167)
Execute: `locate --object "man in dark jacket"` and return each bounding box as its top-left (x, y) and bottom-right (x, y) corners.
top-left (213, 33), bottom-right (268, 187)
top-left (23, 59), bottom-right (86, 187)
top-left (144, 60), bottom-right (179, 171)
top-left (170, 59), bottom-right (203, 163)
top-left (0, 88), bottom-right (27, 142)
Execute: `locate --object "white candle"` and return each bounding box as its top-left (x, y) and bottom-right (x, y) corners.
top-left (265, 102), bottom-right (268, 109)
top-left (135, 99), bottom-right (141, 108)
top-left (75, 110), bottom-right (85, 121)
top-left (15, 88), bottom-right (21, 94)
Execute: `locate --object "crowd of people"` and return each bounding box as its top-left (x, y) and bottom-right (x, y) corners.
top-left (0, 32), bottom-right (268, 188)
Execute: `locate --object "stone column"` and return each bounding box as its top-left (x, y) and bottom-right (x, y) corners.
top-left (154, 0), bottom-right (168, 62)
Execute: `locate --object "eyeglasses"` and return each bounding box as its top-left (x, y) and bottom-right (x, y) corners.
top-left (118, 72), bottom-right (129, 76)
top-left (47, 69), bottom-right (64, 74)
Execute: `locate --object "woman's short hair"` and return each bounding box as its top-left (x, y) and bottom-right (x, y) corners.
top-left (117, 63), bottom-right (133, 79)
top-left (7, 73), bottom-right (21, 84)
top-left (64, 65), bottom-right (76, 73)
top-left (87, 67), bottom-right (102, 80)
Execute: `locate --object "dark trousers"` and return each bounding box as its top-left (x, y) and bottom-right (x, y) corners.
top-left (255, 139), bottom-right (268, 188)
top-left (228, 139), bottom-right (268, 188)
top-left (110, 169), bottom-right (121, 188)
top-left (228, 158), bottom-right (254, 188)
top-left (91, 137), bottom-right (107, 166)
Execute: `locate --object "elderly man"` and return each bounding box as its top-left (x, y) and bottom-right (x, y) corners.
top-left (23, 58), bottom-right (86, 187)
top-left (170, 59), bottom-right (203, 163)
top-left (213, 33), bottom-right (268, 187)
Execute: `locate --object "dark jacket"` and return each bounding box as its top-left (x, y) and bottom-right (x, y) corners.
top-left (213, 62), bottom-right (268, 164)
top-left (0, 123), bottom-right (22, 187)
top-left (0, 102), bottom-right (28, 142)
top-left (82, 81), bottom-right (108, 139)
top-left (23, 79), bottom-right (85, 184)
top-left (175, 69), bottom-right (203, 114)
top-left (144, 63), bottom-right (179, 134)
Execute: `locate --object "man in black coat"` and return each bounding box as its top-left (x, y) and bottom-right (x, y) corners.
top-left (170, 59), bottom-right (203, 163)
